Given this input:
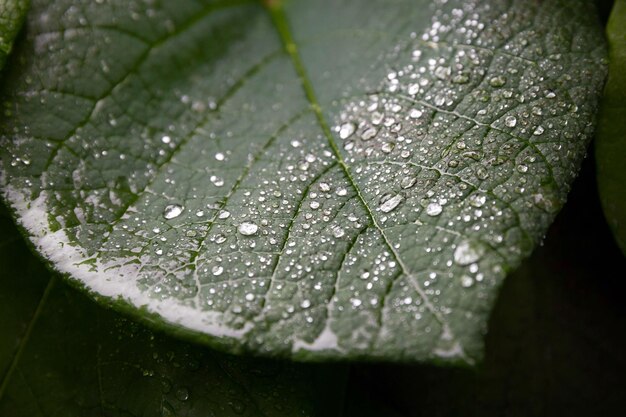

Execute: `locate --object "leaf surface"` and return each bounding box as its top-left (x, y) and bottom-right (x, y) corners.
top-left (0, 0), bottom-right (607, 363)
top-left (0, 206), bottom-right (346, 417)
top-left (596, 0), bottom-right (626, 256)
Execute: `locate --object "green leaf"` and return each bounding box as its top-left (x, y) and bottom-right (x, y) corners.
top-left (0, 207), bottom-right (346, 417)
top-left (0, 0), bottom-right (29, 70)
top-left (0, 0), bottom-right (607, 364)
top-left (596, 0), bottom-right (626, 256)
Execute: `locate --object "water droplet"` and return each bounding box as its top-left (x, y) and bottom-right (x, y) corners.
top-left (361, 127), bottom-right (377, 141)
top-left (409, 109), bottom-right (423, 119)
top-left (454, 240), bottom-right (486, 265)
top-left (426, 202), bottom-right (443, 216)
top-left (505, 115), bottom-right (517, 127)
top-left (379, 194), bottom-right (404, 213)
top-left (238, 222), bottom-right (258, 236)
top-left (461, 275), bottom-right (474, 288)
top-left (469, 194), bottom-right (486, 208)
top-left (215, 152), bottom-right (225, 161)
top-left (407, 83), bottom-right (420, 95)
top-left (163, 204), bottom-right (184, 220)
top-left (309, 201), bottom-right (320, 209)
top-left (175, 387), bottom-right (189, 401)
top-left (245, 293), bottom-right (255, 301)
top-left (336, 188), bottom-right (348, 196)
top-left (339, 122), bottom-right (356, 139)
top-left (301, 299), bottom-right (311, 308)
top-left (218, 210), bottom-right (230, 219)
top-left (351, 298), bottom-right (362, 307)
top-left (381, 142), bottom-right (395, 153)
top-left (533, 125), bottom-right (545, 136)
top-left (489, 75), bottom-right (506, 87)
top-left (210, 175), bottom-right (224, 187)
top-left (161, 135), bottom-right (171, 144)
top-left (401, 176), bottom-right (417, 189)
top-left (332, 226), bottom-right (345, 238)
top-left (212, 265), bottom-right (223, 276)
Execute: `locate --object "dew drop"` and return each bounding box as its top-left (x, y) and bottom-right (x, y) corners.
top-left (469, 194), bottom-right (486, 208)
top-left (461, 275), bottom-right (474, 288)
top-left (332, 226), bottom-right (345, 238)
top-left (361, 127), bottom-right (377, 141)
top-left (175, 387), bottom-right (189, 401)
top-left (505, 115), bottom-right (517, 127)
top-left (533, 125), bottom-right (545, 136)
top-left (379, 194), bottom-right (404, 213)
top-left (339, 122), bottom-right (356, 139)
top-left (426, 202), bottom-right (443, 216)
top-left (454, 240), bottom-right (486, 265)
top-left (245, 293), bottom-right (255, 301)
top-left (163, 204), bottom-right (184, 220)
top-left (489, 75), bottom-right (506, 87)
top-left (212, 265), bottom-right (223, 276)
top-left (409, 109), bottom-right (423, 119)
top-left (238, 222), bottom-right (258, 236)
top-left (401, 176), bottom-right (417, 189)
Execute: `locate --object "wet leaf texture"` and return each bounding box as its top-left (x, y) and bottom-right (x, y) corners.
top-left (0, 0), bottom-right (606, 363)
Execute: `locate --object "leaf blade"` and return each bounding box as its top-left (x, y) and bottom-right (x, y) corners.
top-left (0, 0), bottom-right (607, 363)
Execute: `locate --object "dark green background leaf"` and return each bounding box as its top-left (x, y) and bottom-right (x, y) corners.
top-left (0, 0), bottom-right (607, 363)
top-left (596, 0), bottom-right (626, 256)
top-left (0, 0), bottom-right (29, 70)
top-left (0, 209), bottom-right (347, 417)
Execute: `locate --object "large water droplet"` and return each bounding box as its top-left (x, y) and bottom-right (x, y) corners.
top-left (426, 202), bottom-right (443, 216)
top-left (505, 115), bottom-right (517, 127)
top-left (339, 122), bottom-right (356, 139)
top-left (163, 204), bottom-right (184, 220)
top-left (238, 222), bottom-right (258, 236)
top-left (379, 194), bottom-right (404, 213)
top-left (454, 240), bottom-right (486, 265)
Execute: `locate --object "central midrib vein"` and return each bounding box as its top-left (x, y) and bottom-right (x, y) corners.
top-left (264, 3), bottom-right (470, 363)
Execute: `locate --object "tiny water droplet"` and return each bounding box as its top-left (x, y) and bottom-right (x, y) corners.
top-left (212, 265), bottom-right (224, 276)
